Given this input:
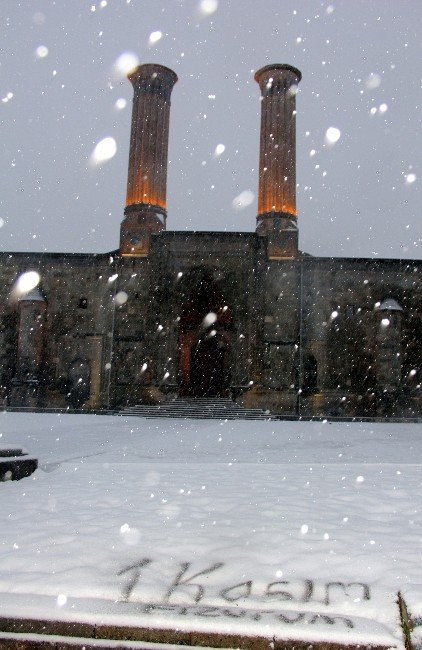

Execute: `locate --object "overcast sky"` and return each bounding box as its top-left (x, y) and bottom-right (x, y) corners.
top-left (1, 0), bottom-right (420, 258)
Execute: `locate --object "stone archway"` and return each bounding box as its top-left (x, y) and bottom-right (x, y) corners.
top-left (178, 272), bottom-right (233, 397)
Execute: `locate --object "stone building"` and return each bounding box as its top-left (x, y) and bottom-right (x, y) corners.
top-left (0, 63), bottom-right (420, 417)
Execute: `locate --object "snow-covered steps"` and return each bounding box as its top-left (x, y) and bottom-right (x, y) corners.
top-left (119, 397), bottom-right (276, 420)
top-left (0, 613), bottom-right (402, 650)
top-left (0, 444), bottom-right (37, 482)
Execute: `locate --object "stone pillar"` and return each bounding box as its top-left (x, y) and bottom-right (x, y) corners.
top-left (254, 64), bottom-right (301, 259)
top-left (120, 64), bottom-right (178, 256)
top-left (85, 335), bottom-right (103, 408)
top-left (376, 298), bottom-right (403, 389)
top-left (10, 288), bottom-right (46, 406)
top-left (375, 298), bottom-right (403, 415)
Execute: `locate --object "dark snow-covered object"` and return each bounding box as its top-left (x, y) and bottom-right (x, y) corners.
top-left (0, 444), bottom-right (37, 481)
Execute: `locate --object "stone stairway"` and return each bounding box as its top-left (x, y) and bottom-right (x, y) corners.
top-left (118, 397), bottom-right (275, 420)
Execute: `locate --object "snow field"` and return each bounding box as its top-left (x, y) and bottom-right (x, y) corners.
top-left (0, 412), bottom-right (421, 647)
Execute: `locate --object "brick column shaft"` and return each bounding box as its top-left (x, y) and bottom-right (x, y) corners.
top-left (255, 64), bottom-right (301, 258)
top-left (120, 64), bottom-right (177, 256)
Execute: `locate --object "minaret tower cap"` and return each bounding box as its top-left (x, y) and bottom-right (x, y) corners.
top-left (254, 63), bottom-right (302, 84)
top-left (128, 63), bottom-right (178, 88)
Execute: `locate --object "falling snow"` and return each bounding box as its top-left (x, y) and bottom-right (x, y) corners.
top-left (148, 30), bottom-right (163, 45)
top-left (91, 137), bottom-right (117, 164)
top-left (35, 45), bottom-right (49, 59)
top-left (114, 51), bottom-right (140, 76)
top-left (199, 0), bottom-right (218, 16)
top-left (14, 271), bottom-right (40, 296)
top-left (232, 190), bottom-right (255, 210)
top-left (115, 98), bottom-right (127, 110)
top-left (325, 127), bottom-right (341, 145)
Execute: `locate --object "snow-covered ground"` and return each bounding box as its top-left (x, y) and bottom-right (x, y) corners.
top-left (1, 412), bottom-right (421, 647)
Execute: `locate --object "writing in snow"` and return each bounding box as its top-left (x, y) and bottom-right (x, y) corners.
top-left (117, 558), bottom-right (370, 628)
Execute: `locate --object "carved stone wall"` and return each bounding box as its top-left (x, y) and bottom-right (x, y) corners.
top-left (0, 244), bottom-right (420, 417)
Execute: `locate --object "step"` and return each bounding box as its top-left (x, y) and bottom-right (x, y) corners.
top-left (121, 404), bottom-right (269, 410)
top-left (123, 410), bottom-right (271, 417)
top-left (120, 406), bottom-right (264, 413)
top-left (0, 615), bottom-right (398, 650)
top-left (118, 399), bottom-right (275, 420)
top-left (122, 413), bottom-right (271, 419)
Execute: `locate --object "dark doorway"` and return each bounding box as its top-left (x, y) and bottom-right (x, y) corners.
top-left (67, 359), bottom-right (90, 408)
top-left (302, 354), bottom-right (318, 396)
top-left (190, 336), bottom-right (225, 397)
top-left (178, 271), bottom-right (233, 397)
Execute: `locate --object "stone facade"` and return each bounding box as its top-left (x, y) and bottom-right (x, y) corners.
top-left (0, 241), bottom-right (420, 417)
top-left (1, 63), bottom-right (420, 417)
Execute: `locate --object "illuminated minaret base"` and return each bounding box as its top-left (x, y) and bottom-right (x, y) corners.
top-left (120, 64), bottom-right (177, 256)
top-left (255, 64), bottom-right (302, 259)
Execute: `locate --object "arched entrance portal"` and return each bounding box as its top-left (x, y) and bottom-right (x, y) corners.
top-left (179, 273), bottom-right (234, 397)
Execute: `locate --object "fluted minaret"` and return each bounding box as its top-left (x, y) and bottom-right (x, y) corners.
top-left (255, 64), bottom-right (301, 259)
top-left (120, 64), bottom-right (178, 256)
